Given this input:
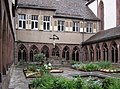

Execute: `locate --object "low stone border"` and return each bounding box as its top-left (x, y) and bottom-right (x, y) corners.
top-left (49, 69), bottom-right (64, 73)
top-left (99, 69), bottom-right (120, 73)
top-left (71, 72), bottom-right (112, 79)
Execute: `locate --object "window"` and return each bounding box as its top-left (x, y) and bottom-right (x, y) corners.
top-left (18, 14), bottom-right (26, 29)
top-left (73, 21), bottom-right (79, 32)
top-left (43, 16), bottom-right (50, 31)
top-left (31, 15), bottom-right (38, 30)
top-left (58, 20), bottom-right (64, 31)
top-left (87, 23), bottom-right (93, 33)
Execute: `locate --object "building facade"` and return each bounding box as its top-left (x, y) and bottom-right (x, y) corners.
top-left (15, 0), bottom-right (99, 64)
top-left (0, 0), bottom-right (16, 89)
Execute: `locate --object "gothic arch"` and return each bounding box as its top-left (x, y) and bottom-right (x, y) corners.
top-left (29, 45), bottom-right (39, 62)
top-left (18, 44), bottom-right (28, 62)
top-left (52, 45), bottom-right (60, 57)
top-left (110, 41), bottom-right (118, 63)
top-left (102, 43), bottom-right (108, 61)
top-left (62, 46), bottom-right (70, 60)
top-left (72, 46), bottom-right (79, 61)
top-left (41, 45), bottom-right (49, 58)
top-left (95, 44), bottom-right (101, 61)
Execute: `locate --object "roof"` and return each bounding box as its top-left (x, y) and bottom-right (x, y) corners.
top-left (17, 0), bottom-right (99, 21)
top-left (82, 26), bottom-right (120, 45)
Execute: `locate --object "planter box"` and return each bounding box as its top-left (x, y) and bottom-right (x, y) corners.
top-left (23, 70), bottom-right (41, 78)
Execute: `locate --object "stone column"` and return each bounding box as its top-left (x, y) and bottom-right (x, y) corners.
top-left (108, 47), bottom-right (112, 62)
top-left (117, 44), bottom-right (120, 63)
top-left (94, 48), bottom-right (97, 62)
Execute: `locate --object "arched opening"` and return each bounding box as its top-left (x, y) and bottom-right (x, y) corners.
top-left (62, 46), bottom-right (70, 60)
top-left (29, 45), bottom-right (39, 62)
top-left (111, 41), bottom-right (118, 63)
top-left (96, 44), bottom-right (101, 61)
top-left (72, 46), bottom-right (79, 61)
top-left (102, 43), bottom-right (108, 61)
top-left (89, 45), bottom-right (94, 61)
top-left (18, 44), bottom-right (27, 62)
top-left (41, 45), bottom-right (49, 58)
top-left (52, 46), bottom-right (60, 57)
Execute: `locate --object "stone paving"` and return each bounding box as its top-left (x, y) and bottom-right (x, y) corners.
top-left (8, 66), bottom-right (113, 89)
top-left (9, 66), bottom-right (33, 89)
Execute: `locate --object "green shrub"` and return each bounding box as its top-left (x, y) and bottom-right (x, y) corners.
top-left (80, 63), bottom-right (100, 71)
top-left (34, 53), bottom-right (45, 63)
top-left (74, 77), bottom-right (86, 89)
top-left (70, 60), bottom-right (80, 65)
top-left (102, 78), bottom-right (120, 89)
top-left (96, 61), bottom-right (112, 69)
top-left (53, 77), bottom-right (74, 89)
top-left (27, 64), bottom-right (37, 72)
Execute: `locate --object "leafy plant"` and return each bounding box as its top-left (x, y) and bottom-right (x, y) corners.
top-left (34, 53), bottom-right (45, 64)
top-left (96, 61), bottom-right (112, 69)
top-left (102, 78), bottom-right (120, 89)
top-left (80, 63), bottom-right (100, 71)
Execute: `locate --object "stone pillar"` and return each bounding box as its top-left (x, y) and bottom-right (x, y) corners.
top-left (88, 46), bottom-right (90, 62)
top-left (49, 45), bottom-right (53, 57)
top-left (59, 49), bottom-right (62, 59)
top-left (93, 45), bottom-right (97, 62)
top-left (108, 47), bottom-right (112, 62)
top-left (100, 47), bottom-right (104, 61)
top-left (117, 44), bottom-right (120, 63)
top-left (69, 50), bottom-right (72, 61)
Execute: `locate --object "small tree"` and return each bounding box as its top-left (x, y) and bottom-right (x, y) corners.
top-left (34, 53), bottom-right (45, 65)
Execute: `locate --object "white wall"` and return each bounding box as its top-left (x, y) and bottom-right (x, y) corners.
top-left (89, 0), bottom-right (116, 30)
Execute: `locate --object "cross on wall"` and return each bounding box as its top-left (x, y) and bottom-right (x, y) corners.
top-left (49, 34), bottom-right (59, 48)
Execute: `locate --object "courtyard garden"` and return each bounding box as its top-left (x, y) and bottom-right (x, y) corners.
top-left (21, 53), bottom-right (120, 89)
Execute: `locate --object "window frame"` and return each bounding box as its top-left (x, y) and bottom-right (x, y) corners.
top-left (18, 14), bottom-right (26, 29)
top-left (43, 16), bottom-right (50, 31)
top-left (73, 21), bottom-right (80, 32)
top-left (31, 15), bottom-right (38, 30)
top-left (86, 22), bottom-right (93, 33)
top-left (58, 20), bottom-right (65, 31)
